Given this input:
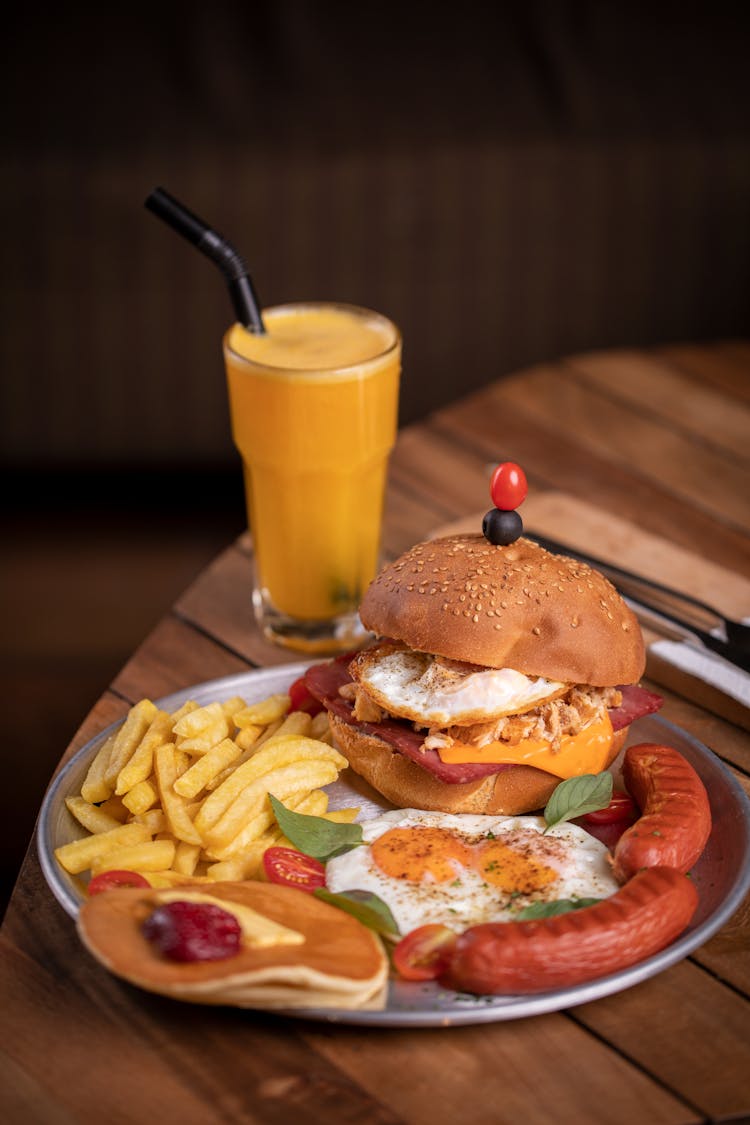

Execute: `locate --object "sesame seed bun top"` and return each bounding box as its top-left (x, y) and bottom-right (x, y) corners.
top-left (359, 534), bottom-right (645, 686)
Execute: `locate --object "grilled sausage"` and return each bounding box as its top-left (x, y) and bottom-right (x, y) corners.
top-left (439, 866), bottom-right (698, 995)
top-left (613, 743), bottom-right (712, 883)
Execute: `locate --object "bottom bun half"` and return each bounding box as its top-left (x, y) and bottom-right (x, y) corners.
top-left (330, 715), bottom-right (627, 817)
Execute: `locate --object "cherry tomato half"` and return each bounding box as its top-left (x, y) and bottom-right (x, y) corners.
top-left (581, 790), bottom-right (637, 825)
top-left (288, 674), bottom-right (325, 716)
top-left (392, 924), bottom-right (458, 982)
top-left (262, 846), bottom-right (326, 892)
top-left (87, 869), bottom-right (150, 895)
top-left (490, 462), bottom-right (528, 511)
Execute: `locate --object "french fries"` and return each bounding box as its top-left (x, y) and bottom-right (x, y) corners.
top-left (55, 822), bottom-right (152, 875)
top-left (54, 685), bottom-right (356, 891)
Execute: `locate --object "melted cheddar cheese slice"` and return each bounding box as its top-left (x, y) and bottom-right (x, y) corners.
top-left (436, 713), bottom-right (614, 779)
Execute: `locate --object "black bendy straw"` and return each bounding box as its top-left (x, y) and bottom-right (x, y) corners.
top-left (144, 187), bottom-right (266, 335)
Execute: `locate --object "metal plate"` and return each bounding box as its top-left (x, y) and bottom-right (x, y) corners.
top-left (38, 664), bottom-right (750, 1026)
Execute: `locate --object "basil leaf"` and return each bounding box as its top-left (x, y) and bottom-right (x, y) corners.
top-left (314, 888), bottom-right (401, 938)
top-left (515, 897), bottom-right (602, 920)
top-left (543, 772), bottom-right (613, 831)
top-left (269, 795), bottom-right (363, 861)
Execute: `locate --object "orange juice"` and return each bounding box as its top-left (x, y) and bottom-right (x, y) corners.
top-left (223, 303), bottom-right (401, 650)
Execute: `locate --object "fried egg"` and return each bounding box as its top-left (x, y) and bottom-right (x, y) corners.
top-left (324, 809), bottom-right (619, 934)
top-left (352, 644), bottom-right (566, 726)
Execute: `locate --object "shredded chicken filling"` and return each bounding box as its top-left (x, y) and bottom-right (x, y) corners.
top-left (339, 681), bottom-right (622, 753)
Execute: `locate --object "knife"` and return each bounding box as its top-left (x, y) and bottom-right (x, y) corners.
top-left (525, 530), bottom-right (750, 674)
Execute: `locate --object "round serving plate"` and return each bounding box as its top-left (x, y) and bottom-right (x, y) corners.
top-left (37, 664), bottom-right (750, 1026)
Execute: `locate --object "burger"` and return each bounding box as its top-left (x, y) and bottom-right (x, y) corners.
top-left (304, 534), bottom-right (662, 815)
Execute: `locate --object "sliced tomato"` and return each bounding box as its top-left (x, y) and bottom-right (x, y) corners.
top-left (87, 869), bottom-right (150, 895)
top-left (581, 790), bottom-right (637, 825)
top-left (392, 924), bottom-right (458, 982)
top-left (288, 675), bottom-right (325, 716)
top-left (262, 846), bottom-right (326, 892)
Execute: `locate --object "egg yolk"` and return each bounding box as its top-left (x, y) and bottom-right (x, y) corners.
top-left (371, 825), bottom-right (561, 894)
top-left (371, 827), bottom-right (473, 882)
top-left (474, 838), bottom-right (557, 894)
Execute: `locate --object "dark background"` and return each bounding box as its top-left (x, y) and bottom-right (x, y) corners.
top-left (2, 2), bottom-right (749, 909)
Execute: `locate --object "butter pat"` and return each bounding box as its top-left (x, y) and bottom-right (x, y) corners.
top-left (155, 891), bottom-right (305, 948)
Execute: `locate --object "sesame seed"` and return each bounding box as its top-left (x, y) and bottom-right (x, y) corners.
top-left (532, 626), bottom-right (541, 635)
top-left (473, 614), bottom-right (479, 623)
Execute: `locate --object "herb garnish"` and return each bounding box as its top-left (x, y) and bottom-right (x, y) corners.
top-left (269, 795), bottom-right (363, 861)
top-left (543, 772), bottom-right (613, 831)
top-left (314, 888), bottom-right (400, 938)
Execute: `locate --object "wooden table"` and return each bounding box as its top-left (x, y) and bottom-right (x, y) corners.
top-left (3, 341), bottom-right (749, 1124)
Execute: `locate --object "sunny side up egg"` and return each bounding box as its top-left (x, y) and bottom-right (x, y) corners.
top-left (324, 809), bottom-right (620, 935)
top-left (355, 646), bottom-right (565, 726)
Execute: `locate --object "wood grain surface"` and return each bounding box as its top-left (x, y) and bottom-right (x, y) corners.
top-left (2, 341), bottom-right (749, 1125)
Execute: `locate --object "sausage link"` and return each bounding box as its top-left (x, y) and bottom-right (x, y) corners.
top-left (440, 866), bottom-right (698, 995)
top-left (613, 743), bottom-right (712, 883)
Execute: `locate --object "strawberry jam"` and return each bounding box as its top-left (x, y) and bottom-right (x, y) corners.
top-left (142, 901), bottom-right (241, 962)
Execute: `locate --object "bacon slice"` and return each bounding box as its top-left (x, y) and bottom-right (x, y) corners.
top-left (302, 661), bottom-right (663, 786)
top-left (304, 659), bottom-right (354, 702)
top-left (609, 684), bottom-right (663, 731)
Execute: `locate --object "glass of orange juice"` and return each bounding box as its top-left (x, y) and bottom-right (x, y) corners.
top-left (223, 302), bottom-right (401, 653)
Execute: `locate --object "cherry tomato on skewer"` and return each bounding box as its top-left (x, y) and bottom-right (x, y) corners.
top-left (489, 462), bottom-right (528, 511)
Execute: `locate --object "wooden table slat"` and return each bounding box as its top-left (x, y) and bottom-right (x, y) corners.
top-left (112, 613), bottom-right (256, 702)
top-left (657, 341), bottom-right (750, 405)
top-left (303, 1016), bottom-right (701, 1125)
top-left (571, 959), bottom-right (750, 1120)
top-left (564, 348), bottom-right (750, 462)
